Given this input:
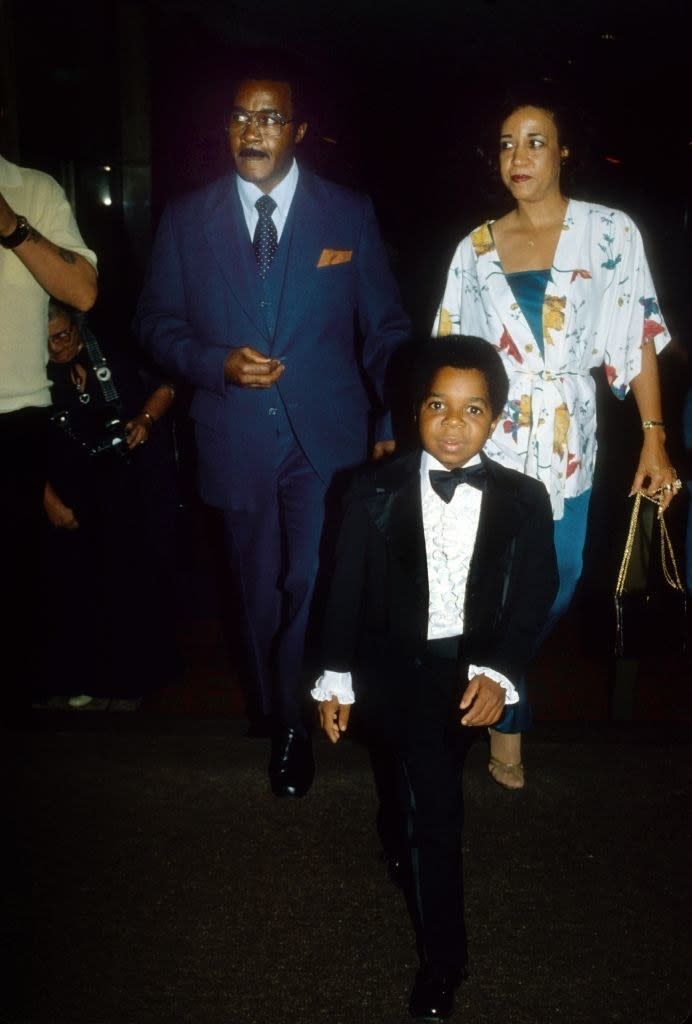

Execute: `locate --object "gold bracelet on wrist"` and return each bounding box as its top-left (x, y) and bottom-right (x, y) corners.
top-left (642, 419), bottom-right (664, 430)
top-left (142, 411), bottom-right (155, 427)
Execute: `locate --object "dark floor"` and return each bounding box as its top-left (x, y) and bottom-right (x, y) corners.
top-left (6, 715), bottom-right (692, 1024)
top-left (8, 508), bottom-right (692, 1024)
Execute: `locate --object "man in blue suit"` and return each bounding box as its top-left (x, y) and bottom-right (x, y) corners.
top-left (135, 59), bottom-right (410, 797)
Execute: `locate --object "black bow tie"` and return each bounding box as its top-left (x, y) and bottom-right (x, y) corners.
top-left (429, 464), bottom-right (487, 503)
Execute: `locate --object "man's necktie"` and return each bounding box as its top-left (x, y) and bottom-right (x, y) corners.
top-left (429, 464), bottom-right (487, 503)
top-left (253, 195), bottom-right (278, 278)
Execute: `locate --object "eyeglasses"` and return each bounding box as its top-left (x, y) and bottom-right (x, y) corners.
top-left (228, 109), bottom-right (294, 136)
top-left (48, 328), bottom-right (73, 344)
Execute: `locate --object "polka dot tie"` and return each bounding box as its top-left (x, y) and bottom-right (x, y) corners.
top-left (253, 195), bottom-right (278, 278)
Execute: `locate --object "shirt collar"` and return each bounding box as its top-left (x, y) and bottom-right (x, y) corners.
top-left (235, 158), bottom-right (299, 220)
top-left (420, 450), bottom-right (482, 476)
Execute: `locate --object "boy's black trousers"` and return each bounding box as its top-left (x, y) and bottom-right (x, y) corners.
top-left (368, 637), bottom-right (473, 972)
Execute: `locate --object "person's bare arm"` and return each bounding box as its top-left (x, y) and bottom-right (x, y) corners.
top-left (629, 342), bottom-right (678, 511)
top-left (125, 383), bottom-right (176, 448)
top-left (43, 482), bottom-right (79, 530)
top-left (0, 192), bottom-right (97, 311)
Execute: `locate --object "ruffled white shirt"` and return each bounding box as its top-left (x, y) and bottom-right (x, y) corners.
top-left (311, 452), bottom-right (518, 705)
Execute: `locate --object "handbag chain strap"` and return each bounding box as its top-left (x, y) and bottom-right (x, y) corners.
top-left (615, 492), bottom-right (684, 596)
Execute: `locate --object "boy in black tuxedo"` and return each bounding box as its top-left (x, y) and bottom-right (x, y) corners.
top-left (312, 336), bottom-right (558, 1022)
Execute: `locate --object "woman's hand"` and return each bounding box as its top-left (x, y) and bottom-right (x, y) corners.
top-left (125, 413), bottom-right (153, 449)
top-left (629, 343), bottom-right (681, 511)
top-left (43, 483), bottom-right (79, 530)
top-left (630, 433), bottom-right (680, 512)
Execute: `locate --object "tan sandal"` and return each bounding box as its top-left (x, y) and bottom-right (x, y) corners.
top-left (488, 755), bottom-right (525, 790)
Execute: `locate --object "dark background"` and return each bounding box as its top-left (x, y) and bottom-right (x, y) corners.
top-left (4, 14), bottom-right (690, 1020)
top-left (3, 0), bottom-right (690, 330)
top-left (2, 0), bottom-right (690, 602)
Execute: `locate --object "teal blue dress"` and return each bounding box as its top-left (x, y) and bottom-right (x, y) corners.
top-left (505, 269), bottom-right (551, 359)
top-left (498, 269), bottom-right (550, 732)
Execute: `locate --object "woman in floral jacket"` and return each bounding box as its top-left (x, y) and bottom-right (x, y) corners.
top-left (433, 90), bottom-right (679, 789)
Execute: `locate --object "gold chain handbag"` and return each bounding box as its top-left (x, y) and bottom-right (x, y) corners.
top-left (614, 492), bottom-right (687, 658)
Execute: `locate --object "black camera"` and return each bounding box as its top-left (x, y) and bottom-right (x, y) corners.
top-left (50, 407), bottom-right (130, 458)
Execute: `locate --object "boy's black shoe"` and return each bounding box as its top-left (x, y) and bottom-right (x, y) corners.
top-left (269, 729), bottom-right (314, 797)
top-left (409, 963), bottom-right (467, 1022)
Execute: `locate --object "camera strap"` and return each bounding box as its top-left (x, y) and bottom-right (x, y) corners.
top-left (81, 326), bottom-right (124, 416)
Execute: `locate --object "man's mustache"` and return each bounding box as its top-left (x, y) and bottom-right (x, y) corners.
top-left (239, 147), bottom-right (268, 159)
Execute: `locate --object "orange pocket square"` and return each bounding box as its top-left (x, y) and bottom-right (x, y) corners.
top-left (317, 248), bottom-right (352, 268)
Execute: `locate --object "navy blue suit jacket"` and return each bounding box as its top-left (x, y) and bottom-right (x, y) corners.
top-left (135, 167), bottom-right (410, 507)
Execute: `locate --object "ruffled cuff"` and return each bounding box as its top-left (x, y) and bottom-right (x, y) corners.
top-left (310, 669), bottom-right (356, 705)
top-left (468, 665), bottom-right (519, 704)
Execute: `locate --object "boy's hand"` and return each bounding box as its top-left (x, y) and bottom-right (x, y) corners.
top-left (459, 674), bottom-right (505, 727)
top-left (318, 697), bottom-right (351, 743)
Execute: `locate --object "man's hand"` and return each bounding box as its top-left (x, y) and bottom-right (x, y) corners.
top-left (224, 346), bottom-right (285, 388)
top-left (372, 439), bottom-right (396, 461)
top-left (318, 696), bottom-right (351, 743)
top-left (459, 674), bottom-right (506, 727)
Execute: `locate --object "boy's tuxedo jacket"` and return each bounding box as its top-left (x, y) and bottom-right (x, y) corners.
top-left (321, 450), bottom-right (559, 725)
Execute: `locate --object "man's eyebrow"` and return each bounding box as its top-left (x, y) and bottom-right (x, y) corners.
top-left (232, 105), bottom-right (283, 114)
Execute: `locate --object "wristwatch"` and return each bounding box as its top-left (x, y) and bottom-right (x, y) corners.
top-left (0, 215), bottom-right (30, 249)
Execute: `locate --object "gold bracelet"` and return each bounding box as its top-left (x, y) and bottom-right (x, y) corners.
top-left (142, 411), bottom-right (155, 427)
top-left (642, 419), bottom-right (664, 430)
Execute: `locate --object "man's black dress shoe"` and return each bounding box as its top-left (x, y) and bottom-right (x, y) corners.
top-left (269, 729), bottom-right (314, 798)
top-left (409, 963), bottom-right (467, 1022)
